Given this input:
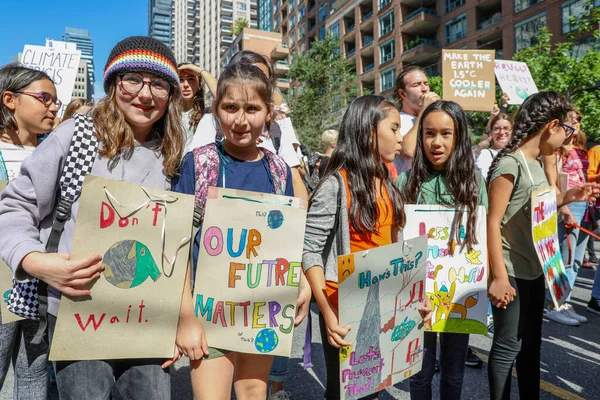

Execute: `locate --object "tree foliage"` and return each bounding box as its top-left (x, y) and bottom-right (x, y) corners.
top-left (232, 18), bottom-right (249, 36)
top-left (512, 3), bottom-right (600, 142)
top-left (287, 36), bottom-right (362, 151)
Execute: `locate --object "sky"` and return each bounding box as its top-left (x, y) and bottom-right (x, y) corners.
top-left (0, 0), bottom-right (149, 100)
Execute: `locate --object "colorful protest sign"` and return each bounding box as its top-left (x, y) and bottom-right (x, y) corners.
top-left (0, 181), bottom-right (23, 324)
top-left (338, 235), bottom-right (428, 400)
top-left (531, 187), bottom-right (571, 308)
top-left (442, 49), bottom-right (496, 112)
top-left (21, 41), bottom-right (81, 118)
top-left (494, 60), bottom-right (538, 105)
top-left (193, 187), bottom-right (307, 356)
top-left (49, 176), bottom-right (194, 361)
top-left (404, 205), bottom-right (488, 334)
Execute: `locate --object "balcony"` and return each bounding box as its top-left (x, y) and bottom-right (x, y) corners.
top-left (362, 35), bottom-right (374, 49)
top-left (400, 8), bottom-right (440, 36)
top-left (345, 24), bottom-right (355, 37)
top-left (402, 38), bottom-right (440, 63)
top-left (221, 26), bottom-right (232, 34)
top-left (222, 36), bottom-right (234, 44)
top-left (223, 0), bottom-right (233, 3)
top-left (360, 10), bottom-right (374, 31)
top-left (222, 5), bottom-right (233, 15)
top-left (222, 15), bottom-right (233, 24)
top-left (362, 62), bottom-right (375, 82)
top-left (271, 43), bottom-right (290, 59)
top-left (276, 78), bottom-right (291, 90)
top-left (478, 12), bottom-right (502, 31)
top-left (274, 60), bottom-right (290, 75)
top-left (250, 9), bottom-right (257, 16)
top-left (400, 0), bottom-right (436, 7)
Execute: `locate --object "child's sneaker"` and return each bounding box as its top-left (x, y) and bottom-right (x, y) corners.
top-left (587, 297), bottom-right (600, 315)
top-left (563, 303), bottom-right (588, 323)
top-left (465, 347), bottom-right (483, 368)
top-left (545, 307), bottom-right (580, 326)
top-left (269, 389), bottom-right (292, 400)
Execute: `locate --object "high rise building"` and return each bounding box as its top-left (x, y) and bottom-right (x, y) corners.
top-left (62, 27), bottom-right (95, 101)
top-left (148, 0), bottom-right (173, 48)
top-left (270, 0), bottom-right (597, 97)
top-left (258, 0), bottom-right (273, 32)
top-left (171, 0), bottom-right (196, 63)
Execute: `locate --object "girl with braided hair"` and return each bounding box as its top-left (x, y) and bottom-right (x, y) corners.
top-left (486, 92), bottom-right (598, 399)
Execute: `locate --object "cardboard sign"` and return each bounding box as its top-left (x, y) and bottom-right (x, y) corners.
top-left (442, 49), bottom-right (496, 112)
top-left (338, 236), bottom-right (428, 399)
top-left (404, 205), bottom-right (488, 334)
top-left (0, 181), bottom-right (24, 324)
top-left (21, 42), bottom-right (81, 118)
top-left (49, 176), bottom-right (194, 361)
top-left (494, 60), bottom-right (538, 105)
top-left (531, 187), bottom-right (571, 308)
top-left (193, 187), bottom-right (307, 356)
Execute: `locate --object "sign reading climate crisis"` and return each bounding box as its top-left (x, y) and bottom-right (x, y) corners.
top-left (442, 49), bottom-right (496, 112)
top-left (193, 187), bottom-right (307, 356)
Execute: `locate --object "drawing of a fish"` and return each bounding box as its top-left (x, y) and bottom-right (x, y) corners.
top-left (102, 240), bottom-right (161, 289)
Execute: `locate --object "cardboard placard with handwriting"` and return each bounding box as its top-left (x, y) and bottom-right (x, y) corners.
top-left (193, 187), bottom-right (307, 356)
top-left (442, 49), bottom-right (496, 112)
top-left (49, 176), bottom-right (194, 361)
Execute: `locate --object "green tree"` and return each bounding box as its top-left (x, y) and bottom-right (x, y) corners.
top-left (288, 36), bottom-right (362, 151)
top-left (513, 15), bottom-right (600, 141)
top-left (232, 18), bottom-right (249, 36)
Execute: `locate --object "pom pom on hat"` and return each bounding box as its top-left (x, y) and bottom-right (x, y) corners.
top-left (103, 36), bottom-right (180, 94)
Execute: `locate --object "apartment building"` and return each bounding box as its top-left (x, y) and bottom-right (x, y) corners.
top-left (266, 0), bottom-right (597, 97)
top-left (148, 0), bottom-right (173, 48)
top-left (62, 27), bottom-right (95, 101)
top-left (221, 27), bottom-right (291, 92)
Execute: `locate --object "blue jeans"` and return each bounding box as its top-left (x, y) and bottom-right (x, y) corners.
top-left (558, 202), bottom-right (590, 302)
top-left (269, 356), bottom-right (288, 382)
top-left (0, 318), bottom-right (48, 400)
top-left (48, 315), bottom-right (171, 400)
top-left (408, 332), bottom-right (469, 400)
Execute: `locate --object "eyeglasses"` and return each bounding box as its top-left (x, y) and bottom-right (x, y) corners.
top-left (15, 91), bottom-right (62, 109)
top-left (119, 73), bottom-right (171, 98)
top-left (559, 122), bottom-right (576, 139)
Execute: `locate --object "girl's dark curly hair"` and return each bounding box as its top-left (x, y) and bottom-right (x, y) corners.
top-left (316, 95), bottom-right (405, 237)
top-left (486, 91), bottom-right (572, 183)
top-left (404, 100), bottom-right (480, 250)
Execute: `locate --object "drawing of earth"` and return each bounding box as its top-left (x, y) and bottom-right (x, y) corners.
top-left (254, 328), bottom-right (279, 353)
top-left (267, 210), bottom-right (284, 229)
top-left (103, 240), bottom-right (162, 289)
top-left (515, 86), bottom-right (529, 100)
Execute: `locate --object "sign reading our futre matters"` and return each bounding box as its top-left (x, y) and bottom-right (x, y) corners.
top-left (442, 49), bottom-right (496, 112)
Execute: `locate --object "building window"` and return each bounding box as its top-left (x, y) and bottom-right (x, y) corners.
top-left (237, 3), bottom-right (247, 11)
top-left (561, 0), bottom-right (587, 34)
top-left (319, 5), bottom-right (328, 22)
top-left (379, 0), bottom-right (392, 9)
top-left (319, 26), bottom-right (326, 40)
top-left (379, 11), bottom-right (394, 37)
top-left (274, 0), bottom-right (280, 12)
top-left (290, 14), bottom-right (297, 29)
top-left (514, 0), bottom-right (543, 13)
top-left (299, 23), bottom-right (306, 38)
top-left (445, 0), bottom-right (465, 13)
top-left (274, 15), bottom-right (280, 28)
top-left (299, 5), bottom-right (306, 19)
top-left (330, 22), bottom-right (340, 39)
top-left (572, 36), bottom-right (599, 58)
top-left (380, 39), bottom-right (395, 64)
top-left (515, 12), bottom-right (546, 51)
top-left (445, 13), bottom-right (467, 44)
top-left (380, 67), bottom-right (396, 92)
top-left (290, 31), bottom-right (297, 47)
top-left (289, 0), bottom-right (296, 12)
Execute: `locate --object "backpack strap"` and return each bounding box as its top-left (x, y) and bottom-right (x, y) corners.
top-left (192, 143), bottom-right (220, 228)
top-left (262, 147), bottom-right (288, 196)
top-left (32, 113), bottom-right (98, 345)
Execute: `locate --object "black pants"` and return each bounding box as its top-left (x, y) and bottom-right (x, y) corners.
top-left (488, 275), bottom-right (545, 400)
top-left (318, 312), bottom-right (378, 400)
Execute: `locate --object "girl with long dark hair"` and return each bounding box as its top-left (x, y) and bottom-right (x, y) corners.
top-left (397, 100), bottom-right (487, 400)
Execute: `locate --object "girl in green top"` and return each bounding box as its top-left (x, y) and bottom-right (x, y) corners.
top-left (397, 100), bottom-right (486, 400)
top-left (486, 92), bottom-right (598, 399)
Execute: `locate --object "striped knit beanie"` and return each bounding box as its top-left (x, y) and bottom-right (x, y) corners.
top-left (103, 36), bottom-right (180, 94)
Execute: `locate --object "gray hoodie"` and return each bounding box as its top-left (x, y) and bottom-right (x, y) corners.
top-left (0, 118), bottom-right (170, 316)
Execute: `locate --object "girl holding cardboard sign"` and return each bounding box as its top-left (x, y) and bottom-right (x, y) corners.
top-left (0, 63), bottom-right (59, 400)
top-left (302, 95), bottom-right (423, 399)
top-left (397, 100), bottom-right (488, 400)
top-left (0, 37), bottom-right (186, 399)
top-left (486, 92), bottom-right (598, 399)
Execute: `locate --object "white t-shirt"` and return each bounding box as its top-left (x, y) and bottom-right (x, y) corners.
top-left (400, 111), bottom-right (418, 136)
top-left (187, 114), bottom-right (301, 168)
top-left (475, 148), bottom-right (500, 180)
top-left (181, 109), bottom-right (195, 153)
top-left (0, 142), bottom-right (35, 182)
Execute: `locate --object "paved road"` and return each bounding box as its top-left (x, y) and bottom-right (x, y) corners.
top-left (2, 268), bottom-right (598, 399)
